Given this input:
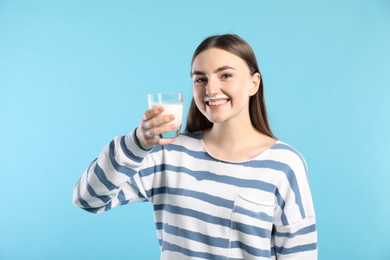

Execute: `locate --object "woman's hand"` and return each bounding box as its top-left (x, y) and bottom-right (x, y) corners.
top-left (136, 106), bottom-right (177, 150)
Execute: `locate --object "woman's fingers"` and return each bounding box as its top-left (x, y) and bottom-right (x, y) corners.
top-left (142, 109), bottom-right (176, 135)
top-left (143, 106), bottom-right (164, 121)
top-left (136, 106), bottom-right (177, 150)
top-left (147, 123), bottom-right (177, 138)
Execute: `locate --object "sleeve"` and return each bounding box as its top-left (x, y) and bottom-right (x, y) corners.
top-left (272, 150), bottom-right (318, 259)
top-left (73, 130), bottom-right (152, 214)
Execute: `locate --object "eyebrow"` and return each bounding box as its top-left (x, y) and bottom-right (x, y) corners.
top-left (191, 65), bottom-right (236, 77)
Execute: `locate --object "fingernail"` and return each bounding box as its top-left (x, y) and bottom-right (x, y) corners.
top-left (170, 124), bottom-right (177, 129)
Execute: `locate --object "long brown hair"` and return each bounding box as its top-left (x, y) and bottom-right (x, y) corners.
top-left (185, 34), bottom-right (275, 139)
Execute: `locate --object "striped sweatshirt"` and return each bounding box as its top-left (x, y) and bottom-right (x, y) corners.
top-left (73, 131), bottom-right (317, 259)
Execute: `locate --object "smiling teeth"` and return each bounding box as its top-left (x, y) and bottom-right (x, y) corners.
top-left (209, 100), bottom-right (227, 106)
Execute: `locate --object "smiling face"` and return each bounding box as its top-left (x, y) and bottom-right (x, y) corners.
top-left (191, 47), bottom-right (260, 126)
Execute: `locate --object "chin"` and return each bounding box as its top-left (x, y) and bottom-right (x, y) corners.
top-left (206, 115), bottom-right (227, 125)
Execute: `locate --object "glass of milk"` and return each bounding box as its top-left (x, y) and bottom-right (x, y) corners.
top-left (147, 91), bottom-right (183, 138)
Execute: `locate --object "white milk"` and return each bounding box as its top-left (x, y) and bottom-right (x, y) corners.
top-left (155, 103), bottom-right (183, 129)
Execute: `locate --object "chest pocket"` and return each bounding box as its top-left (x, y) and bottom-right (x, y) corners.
top-left (227, 194), bottom-right (275, 259)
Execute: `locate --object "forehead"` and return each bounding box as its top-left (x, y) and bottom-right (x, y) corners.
top-left (191, 48), bottom-right (248, 71)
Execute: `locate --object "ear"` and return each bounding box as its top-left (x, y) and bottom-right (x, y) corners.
top-left (249, 72), bottom-right (261, 96)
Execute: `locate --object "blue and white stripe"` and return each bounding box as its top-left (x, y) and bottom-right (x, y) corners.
top-left (74, 131), bottom-right (317, 259)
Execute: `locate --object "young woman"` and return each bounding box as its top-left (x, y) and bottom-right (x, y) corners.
top-left (73, 34), bottom-right (317, 259)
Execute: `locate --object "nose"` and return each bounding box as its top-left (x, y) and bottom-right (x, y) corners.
top-left (205, 77), bottom-right (219, 96)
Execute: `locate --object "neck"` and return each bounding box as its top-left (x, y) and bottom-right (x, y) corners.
top-left (203, 123), bottom-right (275, 162)
top-left (207, 118), bottom-right (258, 148)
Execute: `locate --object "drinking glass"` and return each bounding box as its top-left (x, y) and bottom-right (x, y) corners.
top-left (147, 91), bottom-right (183, 138)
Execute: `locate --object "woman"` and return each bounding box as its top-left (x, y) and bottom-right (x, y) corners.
top-left (73, 34), bottom-right (317, 259)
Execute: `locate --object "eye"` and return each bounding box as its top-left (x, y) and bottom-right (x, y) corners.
top-left (221, 73), bottom-right (233, 79)
top-left (193, 77), bottom-right (207, 85)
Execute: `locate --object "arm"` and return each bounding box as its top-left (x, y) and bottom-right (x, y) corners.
top-left (273, 216), bottom-right (317, 259)
top-left (73, 106), bottom-right (177, 214)
top-left (273, 149), bottom-right (317, 259)
top-left (72, 131), bottom-right (151, 214)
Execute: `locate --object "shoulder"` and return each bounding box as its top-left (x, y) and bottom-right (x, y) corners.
top-left (268, 140), bottom-right (308, 174)
top-left (171, 131), bottom-right (204, 148)
top-left (270, 141), bottom-right (306, 161)
top-left (152, 131), bottom-right (204, 153)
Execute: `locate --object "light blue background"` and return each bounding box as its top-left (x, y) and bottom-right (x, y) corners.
top-left (1, 1), bottom-right (389, 259)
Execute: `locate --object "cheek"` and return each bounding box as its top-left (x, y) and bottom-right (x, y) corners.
top-left (237, 78), bottom-right (254, 97)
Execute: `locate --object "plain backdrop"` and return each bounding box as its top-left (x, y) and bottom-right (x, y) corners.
top-left (1, 0), bottom-right (389, 259)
